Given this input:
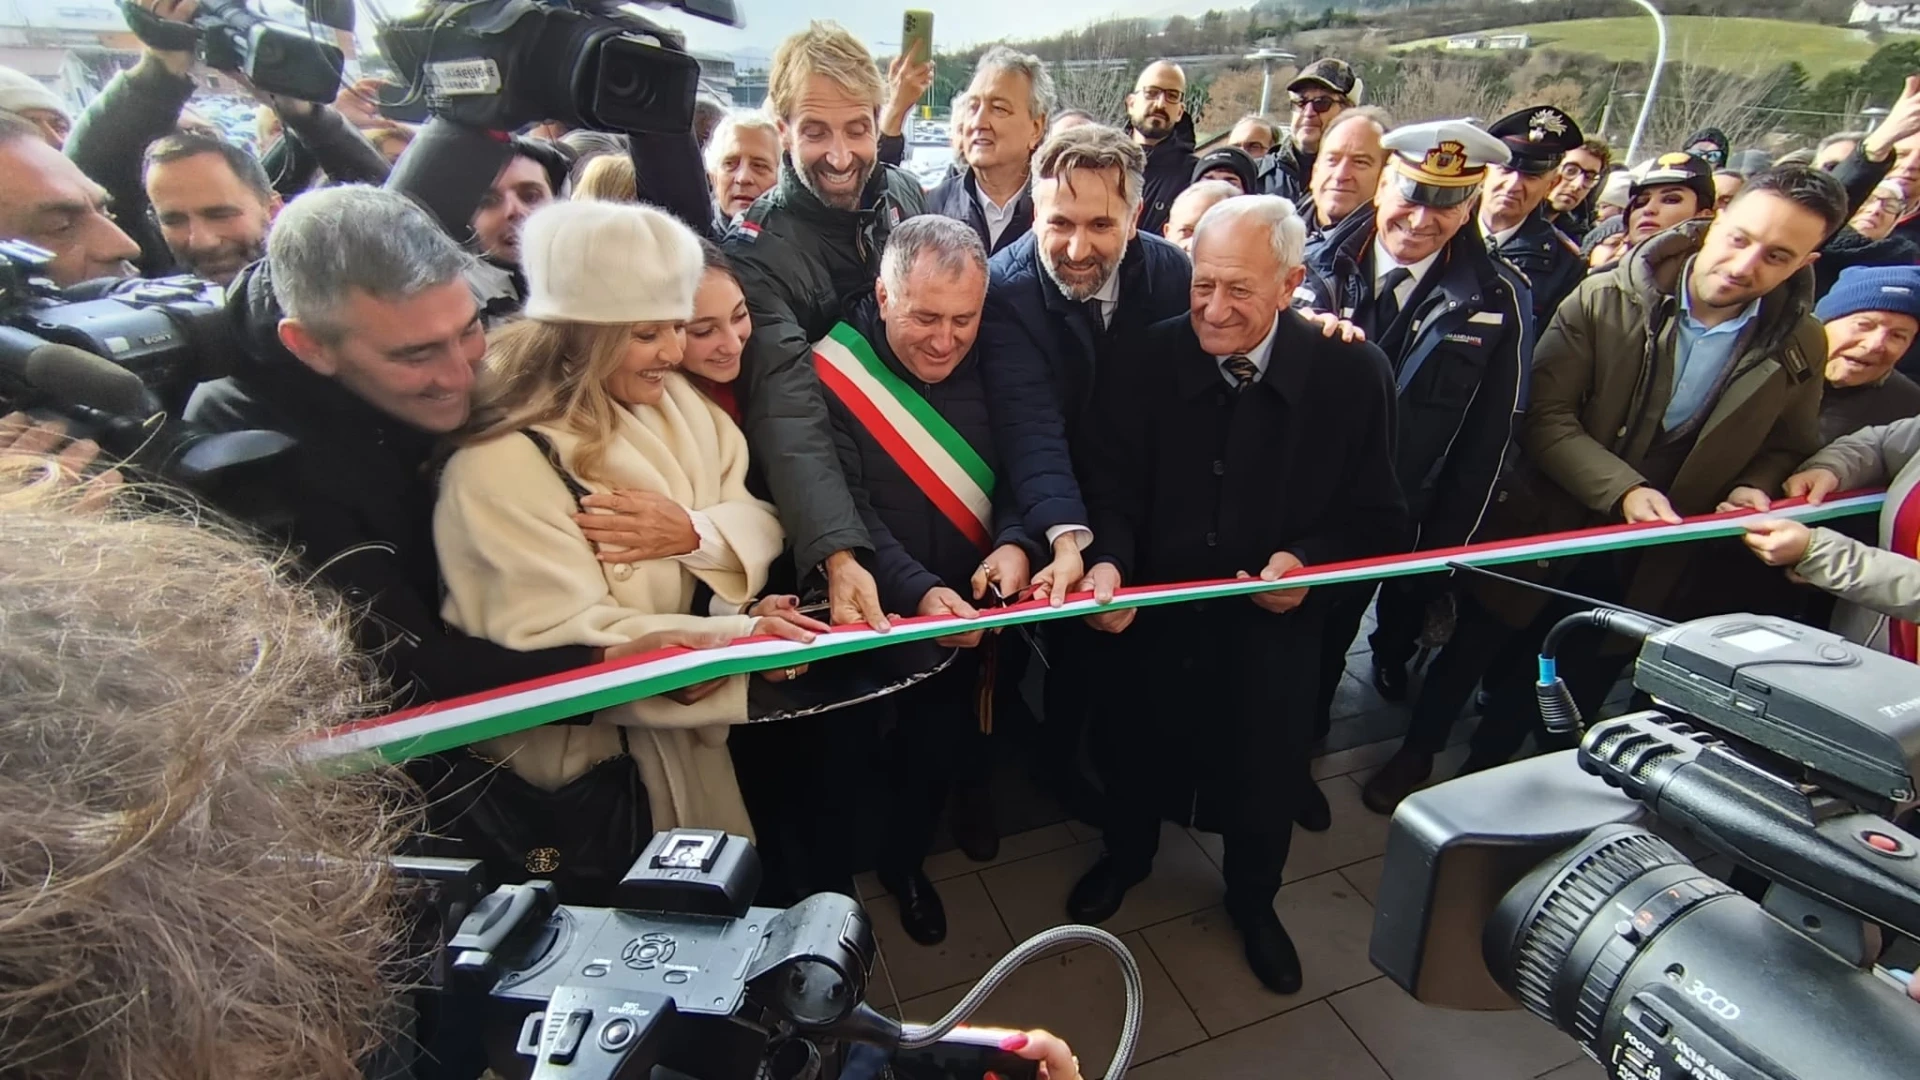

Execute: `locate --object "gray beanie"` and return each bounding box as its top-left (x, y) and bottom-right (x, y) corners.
top-left (0, 66), bottom-right (68, 125)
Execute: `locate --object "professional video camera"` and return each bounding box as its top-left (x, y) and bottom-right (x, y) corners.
top-left (119, 0), bottom-right (352, 103)
top-left (1372, 607), bottom-right (1920, 1078)
top-left (401, 829), bottom-right (1148, 1080)
top-left (0, 242), bottom-right (290, 487)
top-left (374, 0), bottom-right (740, 248)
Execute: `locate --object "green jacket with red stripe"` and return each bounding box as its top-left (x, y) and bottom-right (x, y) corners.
top-left (824, 297), bottom-right (1041, 616)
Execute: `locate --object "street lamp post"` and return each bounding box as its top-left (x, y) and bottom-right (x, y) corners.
top-left (1243, 40), bottom-right (1297, 116)
top-left (1624, 0), bottom-right (1669, 167)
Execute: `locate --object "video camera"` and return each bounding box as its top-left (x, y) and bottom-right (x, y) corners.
top-left (400, 829), bottom-right (1148, 1080)
top-left (0, 242), bottom-right (291, 488)
top-left (1372, 609), bottom-right (1920, 1078)
top-left (119, 0), bottom-right (353, 103)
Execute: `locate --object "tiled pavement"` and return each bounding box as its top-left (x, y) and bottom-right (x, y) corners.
top-left (848, 627), bottom-right (1620, 1080)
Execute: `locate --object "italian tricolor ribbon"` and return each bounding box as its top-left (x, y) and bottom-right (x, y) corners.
top-left (813, 321), bottom-right (996, 550)
top-left (307, 492), bottom-right (1885, 769)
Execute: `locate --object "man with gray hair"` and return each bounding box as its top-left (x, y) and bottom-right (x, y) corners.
top-left (186, 186), bottom-right (701, 707)
top-left (927, 45), bottom-right (1056, 253)
top-left (820, 215), bottom-right (1048, 945)
top-left (1072, 194), bottom-right (1405, 993)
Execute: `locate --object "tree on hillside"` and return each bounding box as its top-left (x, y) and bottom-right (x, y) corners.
top-left (1367, 54), bottom-right (1512, 125)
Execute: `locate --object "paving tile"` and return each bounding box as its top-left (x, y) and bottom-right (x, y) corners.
top-left (1325, 704), bottom-right (1412, 751)
top-left (1537, 1058), bottom-right (1608, 1080)
top-left (1140, 870), bottom-right (1380, 1036)
top-left (1313, 737), bottom-right (1400, 781)
top-left (1330, 977), bottom-right (1584, 1080)
top-left (1128, 999), bottom-right (1391, 1080)
top-left (1330, 671), bottom-right (1393, 721)
top-left (865, 873), bottom-right (1018, 1001)
top-left (896, 931), bottom-right (1207, 1072)
top-left (980, 823), bottom-right (1223, 941)
top-left (1341, 855), bottom-right (1386, 905)
top-left (1185, 775), bottom-right (1393, 883)
top-left (857, 823), bottom-right (1085, 900)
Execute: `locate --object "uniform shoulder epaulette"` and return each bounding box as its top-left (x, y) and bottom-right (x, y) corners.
top-left (1490, 249), bottom-right (1533, 288)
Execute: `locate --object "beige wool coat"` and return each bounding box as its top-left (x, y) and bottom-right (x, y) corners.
top-left (435, 372), bottom-right (785, 838)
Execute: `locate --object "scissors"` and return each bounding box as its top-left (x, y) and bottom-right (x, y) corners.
top-left (987, 581), bottom-right (1050, 669)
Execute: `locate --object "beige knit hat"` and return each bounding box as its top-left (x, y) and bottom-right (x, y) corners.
top-left (0, 66), bottom-right (68, 126)
top-left (520, 200), bottom-right (703, 324)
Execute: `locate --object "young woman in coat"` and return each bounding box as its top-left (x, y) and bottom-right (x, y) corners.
top-left (434, 200), bottom-right (817, 839)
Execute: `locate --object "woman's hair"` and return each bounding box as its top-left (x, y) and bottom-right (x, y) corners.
top-left (574, 152), bottom-right (638, 203)
top-left (0, 481), bottom-right (413, 1079)
top-left (461, 318), bottom-right (643, 485)
top-left (699, 237), bottom-right (739, 286)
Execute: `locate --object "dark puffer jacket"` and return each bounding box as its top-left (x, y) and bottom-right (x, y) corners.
top-left (1130, 113), bottom-right (1197, 236)
top-left (925, 169), bottom-right (1033, 255)
top-left (722, 156), bottom-right (926, 577)
top-left (184, 262), bottom-right (595, 705)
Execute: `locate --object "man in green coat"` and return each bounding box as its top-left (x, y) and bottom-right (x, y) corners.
top-left (1364, 165), bottom-right (1849, 810)
top-left (724, 21), bottom-right (926, 626)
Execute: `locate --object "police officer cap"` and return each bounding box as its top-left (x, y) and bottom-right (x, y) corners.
top-left (1486, 106), bottom-right (1584, 176)
top-left (1380, 120), bottom-right (1512, 209)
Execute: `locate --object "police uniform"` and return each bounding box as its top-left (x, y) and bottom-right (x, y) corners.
top-left (1300, 120), bottom-right (1535, 723)
top-left (1483, 106), bottom-right (1586, 330)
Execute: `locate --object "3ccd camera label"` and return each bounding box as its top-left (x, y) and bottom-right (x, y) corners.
top-left (1682, 980), bottom-right (1741, 1020)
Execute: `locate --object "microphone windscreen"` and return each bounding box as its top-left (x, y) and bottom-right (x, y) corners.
top-left (24, 344), bottom-right (150, 417)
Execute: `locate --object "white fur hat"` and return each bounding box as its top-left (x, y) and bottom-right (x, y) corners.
top-left (520, 200), bottom-right (703, 325)
top-left (0, 66), bottom-right (68, 125)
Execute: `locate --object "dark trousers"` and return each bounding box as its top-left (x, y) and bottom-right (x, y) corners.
top-left (730, 706), bottom-right (875, 904)
top-left (1402, 594), bottom-right (1534, 755)
top-left (1102, 598), bottom-right (1322, 912)
top-left (1316, 582), bottom-right (1377, 741)
top-left (857, 658), bottom-right (979, 880)
top-left (1368, 577), bottom-right (1432, 671)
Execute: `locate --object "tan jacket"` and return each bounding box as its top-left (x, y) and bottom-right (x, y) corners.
top-left (435, 373), bottom-right (785, 837)
top-left (1794, 416), bottom-right (1920, 650)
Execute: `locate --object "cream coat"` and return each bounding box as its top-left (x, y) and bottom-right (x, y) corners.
top-left (435, 372), bottom-right (785, 838)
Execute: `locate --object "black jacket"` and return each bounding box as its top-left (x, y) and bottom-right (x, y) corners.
top-left (1081, 309), bottom-right (1406, 587)
top-left (1131, 115), bottom-right (1197, 236)
top-left (183, 262), bottom-right (595, 705)
top-left (722, 156), bottom-right (926, 575)
top-left (1303, 208), bottom-right (1535, 550)
top-left (1820, 373), bottom-right (1920, 444)
top-left (979, 229), bottom-right (1193, 538)
top-left (1488, 205), bottom-right (1584, 330)
top-left (1814, 226), bottom-right (1920, 300)
top-left (1261, 138), bottom-right (1311, 204)
top-left (926, 168), bottom-right (1033, 255)
top-left (827, 297), bottom-right (1038, 617)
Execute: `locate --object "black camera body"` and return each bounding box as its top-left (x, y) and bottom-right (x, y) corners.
top-left (119, 0), bottom-right (350, 103)
top-left (1372, 612), bottom-right (1920, 1079)
top-left (415, 830), bottom-right (895, 1080)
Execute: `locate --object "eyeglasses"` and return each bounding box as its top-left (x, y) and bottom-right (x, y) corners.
top-left (1864, 193), bottom-right (1908, 215)
top-left (1289, 95), bottom-right (1342, 115)
top-left (1235, 139), bottom-right (1272, 157)
top-left (1557, 161), bottom-right (1602, 185)
top-left (1137, 86), bottom-right (1184, 105)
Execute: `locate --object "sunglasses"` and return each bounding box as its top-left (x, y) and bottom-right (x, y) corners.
top-left (1290, 95), bottom-right (1343, 115)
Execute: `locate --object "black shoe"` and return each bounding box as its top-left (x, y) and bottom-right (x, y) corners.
top-left (1360, 746), bottom-right (1435, 815)
top-left (1293, 778), bottom-right (1332, 833)
top-left (950, 781), bottom-right (1000, 863)
top-left (1371, 658), bottom-right (1409, 702)
top-left (1232, 905), bottom-right (1303, 994)
top-left (880, 869), bottom-right (947, 946)
top-left (1067, 856), bottom-right (1148, 925)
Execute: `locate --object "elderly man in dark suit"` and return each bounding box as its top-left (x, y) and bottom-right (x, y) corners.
top-left (1067, 194), bottom-right (1407, 993)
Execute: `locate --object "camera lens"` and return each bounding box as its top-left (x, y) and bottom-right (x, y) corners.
top-left (1485, 824), bottom-right (1731, 1048)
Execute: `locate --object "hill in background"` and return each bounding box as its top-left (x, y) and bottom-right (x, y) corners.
top-left (1393, 14), bottom-right (1876, 76)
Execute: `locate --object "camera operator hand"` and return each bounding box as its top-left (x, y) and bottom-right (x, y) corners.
top-left (0, 413), bottom-right (124, 511)
top-left (998, 1030), bottom-right (1081, 1080)
top-left (130, 0), bottom-right (199, 77)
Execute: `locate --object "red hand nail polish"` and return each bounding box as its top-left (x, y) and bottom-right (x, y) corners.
top-left (999, 1033), bottom-right (1029, 1052)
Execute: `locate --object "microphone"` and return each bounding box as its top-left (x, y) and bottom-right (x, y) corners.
top-left (22, 342), bottom-right (155, 417)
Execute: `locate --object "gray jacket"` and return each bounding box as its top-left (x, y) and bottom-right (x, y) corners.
top-left (1794, 416), bottom-right (1920, 649)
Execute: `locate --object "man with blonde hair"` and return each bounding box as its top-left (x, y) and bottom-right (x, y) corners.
top-left (722, 21), bottom-right (927, 630)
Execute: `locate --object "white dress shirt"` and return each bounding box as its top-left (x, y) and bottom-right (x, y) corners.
top-left (973, 178), bottom-right (1020, 248)
top-left (1215, 314), bottom-right (1281, 388)
top-left (1481, 215), bottom-right (1523, 249)
top-left (1089, 269), bottom-right (1120, 329)
top-left (1370, 237), bottom-right (1442, 314)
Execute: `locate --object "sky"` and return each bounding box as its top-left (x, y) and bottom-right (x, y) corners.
top-left (353, 0), bottom-right (1193, 58)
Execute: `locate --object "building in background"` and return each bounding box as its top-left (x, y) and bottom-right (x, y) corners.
top-left (1849, 1), bottom-right (1920, 32)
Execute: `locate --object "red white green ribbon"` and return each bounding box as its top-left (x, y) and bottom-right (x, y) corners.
top-left (814, 321), bottom-right (996, 549)
top-left (306, 492), bottom-right (1884, 769)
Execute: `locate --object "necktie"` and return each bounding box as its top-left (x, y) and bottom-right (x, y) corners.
top-left (1373, 266), bottom-right (1413, 337)
top-left (1222, 354), bottom-right (1259, 389)
top-left (1082, 297), bottom-right (1108, 335)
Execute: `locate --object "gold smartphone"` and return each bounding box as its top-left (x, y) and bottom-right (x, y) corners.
top-left (901, 9), bottom-right (934, 64)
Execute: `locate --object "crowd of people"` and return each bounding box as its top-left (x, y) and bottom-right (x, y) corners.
top-left (12, 3), bottom-right (1920, 1071)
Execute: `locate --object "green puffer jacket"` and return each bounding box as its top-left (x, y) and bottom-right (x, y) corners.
top-left (1481, 219), bottom-right (1826, 623)
top-left (722, 158), bottom-right (925, 576)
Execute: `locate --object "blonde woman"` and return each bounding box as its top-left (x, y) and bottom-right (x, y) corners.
top-left (434, 200), bottom-right (820, 841)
